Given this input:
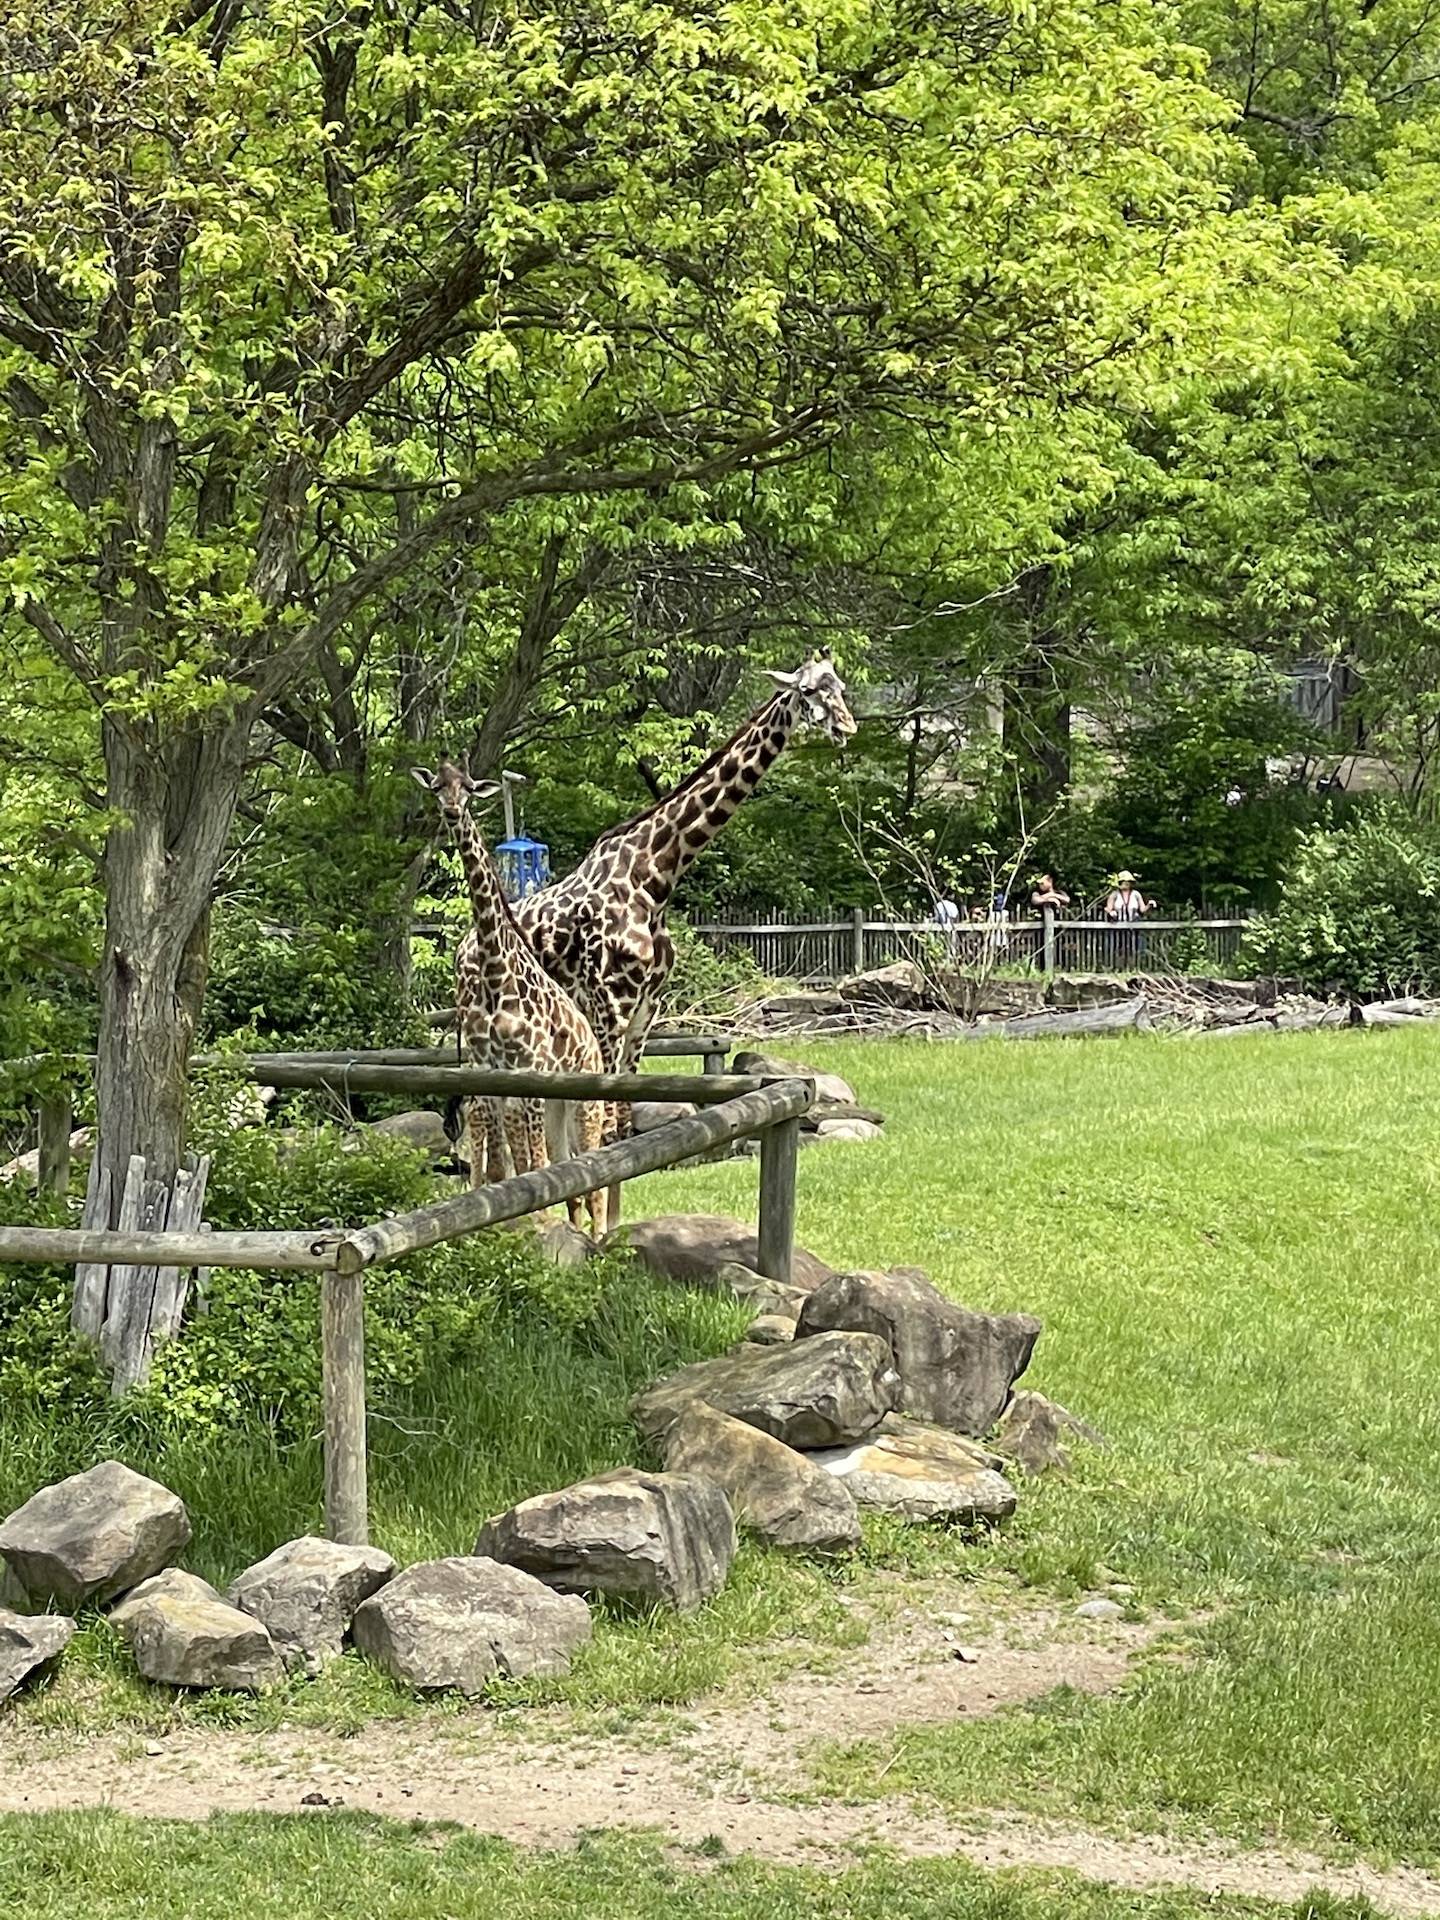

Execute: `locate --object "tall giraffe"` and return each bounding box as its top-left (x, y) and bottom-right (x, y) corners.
top-left (414, 758), bottom-right (608, 1239)
top-left (505, 649), bottom-right (856, 1100)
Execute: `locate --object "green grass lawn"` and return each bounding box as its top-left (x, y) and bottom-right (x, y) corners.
top-left (633, 1028), bottom-right (1440, 1865)
top-left (4, 1026), bottom-right (1440, 1872)
top-left (0, 1809), bottom-right (1375, 1920)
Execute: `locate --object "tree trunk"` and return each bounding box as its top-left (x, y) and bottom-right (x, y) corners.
top-left (93, 714), bottom-right (249, 1201)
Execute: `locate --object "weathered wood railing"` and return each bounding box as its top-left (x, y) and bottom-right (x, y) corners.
top-left (0, 1056), bottom-right (811, 1545)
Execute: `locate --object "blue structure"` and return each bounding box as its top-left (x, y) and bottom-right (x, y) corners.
top-left (495, 833), bottom-right (550, 900)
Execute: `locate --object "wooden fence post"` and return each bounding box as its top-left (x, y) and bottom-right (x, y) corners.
top-left (757, 1117), bottom-right (800, 1286)
top-left (850, 906), bottom-right (865, 975)
top-left (37, 1090), bottom-right (72, 1197)
top-left (322, 1268), bottom-right (369, 1545)
top-left (1042, 905), bottom-right (1057, 977)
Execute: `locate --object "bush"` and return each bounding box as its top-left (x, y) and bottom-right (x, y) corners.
top-left (0, 1123), bottom-right (639, 1442)
top-left (204, 910), bottom-right (428, 1050)
top-left (662, 918), bottom-right (762, 1012)
top-left (1243, 803), bottom-right (1440, 998)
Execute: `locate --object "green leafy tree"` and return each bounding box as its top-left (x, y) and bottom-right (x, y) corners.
top-left (1, 0), bottom-right (1256, 1191)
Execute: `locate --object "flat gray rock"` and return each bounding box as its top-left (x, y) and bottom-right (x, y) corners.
top-left (714, 1265), bottom-right (811, 1320)
top-left (0, 1609), bottom-right (75, 1702)
top-left (837, 960), bottom-right (928, 1007)
top-left (742, 1313), bottom-right (798, 1346)
top-left (227, 1536), bottom-right (395, 1673)
top-left (796, 1269), bottom-right (1040, 1436)
top-left (352, 1556), bottom-right (592, 1692)
top-left (476, 1469), bottom-right (735, 1612)
top-left (111, 1572), bottom-right (284, 1691)
top-left (604, 1214), bottom-right (835, 1293)
top-left (808, 1416), bottom-right (1018, 1524)
top-left (0, 1461), bottom-right (191, 1609)
top-left (632, 1330), bottom-right (901, 1450)
top-left (664, 1403), bottom-right (860, 1554)
top-left (813, 1118), bottom-right (883, 1144)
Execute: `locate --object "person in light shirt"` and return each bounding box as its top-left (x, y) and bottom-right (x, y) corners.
top-left (1104, 871), bottom-right (1152, 920)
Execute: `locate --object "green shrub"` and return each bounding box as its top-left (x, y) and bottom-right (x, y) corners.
top-left (204, 910), bottom-right (428, 1050)
top-left (1243, 802), bottom-right (1440, 997)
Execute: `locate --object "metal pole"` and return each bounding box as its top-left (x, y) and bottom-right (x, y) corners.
top-left (851, 905), bottom-right (865, 975)
top-left (322, 1269), bottom-right (369, 1545)
top-left (757, 1117), bottom-right (800, 1286)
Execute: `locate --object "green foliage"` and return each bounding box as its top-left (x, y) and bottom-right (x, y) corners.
top-left (1244, 802), bottom-right (1440, 996)
top-left (203, 911), bottom-right (428, 1051)
top-left (662, 919), bottom-right (763, 1013)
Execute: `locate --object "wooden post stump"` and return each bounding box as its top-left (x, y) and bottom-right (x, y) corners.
top-left (757, 1117), bottom-right (800, 1286)
top-left (322, 1268), bottom-right (369, 1544)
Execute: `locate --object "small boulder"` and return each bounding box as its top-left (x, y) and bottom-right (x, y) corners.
top-left (111, 1571), bottom-right (284, 1691)
top-left (992, 1391), bottom-right (1104, 1477)
top-left (0, 1461), bottom-right (191, 1610)
top-left (352, 1557), bottom-right (591, 1692)
top-left (837, 960), bottom-right (928, 1008)
top-left (808, 1416), bottom-right (1018, 1524)
top-left (475, 1468), bottom-right (734, 1612)
top-left (716, 1264), bottom-right (811, 1320)
top-left (731, 1051), bottom-right (857, 1108)
top-left (365, 1110), bottom-right (452, 1157)
top-left (534, 1219), bottom-right (598, 1267)
top-left (604, 1214), bottom-right (835, 1292)
top-left (664, 1403), bottom-right (860, 1554)
top-left (743, 1314), bottom-right (797, 1346)
top-left (1075, 1597), bottom-right (1124, 1621)
top-left (632, 1330), bottom-right (901, 1451)
top-left (796, 1269), bottom-right (1040, 1436)
top-left (805, 1099), bottom-right (886, 1130)
top-left (0, 1609), bottom-right (75, 1702)
top-left (227, 1536), bottom-right (396, 1673)
top-left (814, 1118), bottom-right (883, 1145)
top-left (109, 1568), bottom-right (221, 1623)
top-left (631, 1101), bottom-right (697, 1134)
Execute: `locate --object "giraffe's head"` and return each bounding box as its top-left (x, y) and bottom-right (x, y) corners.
top-left (411, 757), bottom-right (501, 818)
top-left (764, 647), bottom-right (857, 746)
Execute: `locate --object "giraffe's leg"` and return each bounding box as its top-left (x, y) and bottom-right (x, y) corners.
top-left (465, 1099), bottom-right (485, 1190)
top-left (578, 1100), bottom-right (607, 1240)
top-left (482, 1098), bottom-right (508, 1185)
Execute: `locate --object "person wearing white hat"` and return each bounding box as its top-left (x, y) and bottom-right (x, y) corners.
top-left (1104, 871), bottom-right (1152, 921)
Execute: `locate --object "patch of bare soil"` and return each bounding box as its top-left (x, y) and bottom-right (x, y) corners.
top-left (2, 1594), bottom-right (1437, 1917)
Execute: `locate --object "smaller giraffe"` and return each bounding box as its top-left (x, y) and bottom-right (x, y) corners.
top-left (413, 758), bottom-right (608, 1239)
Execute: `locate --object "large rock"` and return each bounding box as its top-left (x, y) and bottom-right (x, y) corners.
top-left (0, 1609), bottom-right (75, 1702)
top-left (352, 1557), bottom-right (591, 1692)
top-left (795, 1269), bottom-right (1040, 1436)
top-left (993, 1391), bottom-right (1104, 1477)
top-left (475, 1468), bottom-right (734, 1612)
top-left (732, 1051), bottom-right (857, 1108)
top-left (631, 1330), bottom-right (901, 1450)
top-left (664, 1403), bottom-right (860, 1554)
top-left (227, 1536), bottom-right (396, 1673)
top-left (110, 1569), bottom-right (285, 1691)
top-left (837, 960), bottom-right (928, 1008)
top-left (0, 1461), bottom-right (191, 1609)
top-left (604, 1214), bottom-right (835, 1292)
top-left (808, 1416), bottom-right (1018, 1523)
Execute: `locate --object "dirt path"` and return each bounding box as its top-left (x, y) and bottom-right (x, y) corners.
top-left (3, 1597), bottom-right (1437, 1917)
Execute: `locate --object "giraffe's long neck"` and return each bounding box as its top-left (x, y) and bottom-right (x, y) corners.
top-left (445, 803), bottom-right (514, 954)
top-left (623, 691), bottom-right (801, 906)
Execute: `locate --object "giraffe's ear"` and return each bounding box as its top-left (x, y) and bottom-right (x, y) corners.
top-left (471, 778), bottom-right (502, 803)
top-left (410, 766), bottom-right (437, 793)
top-left (763, 668), bottom-right (800, 689)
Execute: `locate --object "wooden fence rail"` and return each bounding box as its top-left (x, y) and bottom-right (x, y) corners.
top-left (0, 1063), bottom-right (811, 1544)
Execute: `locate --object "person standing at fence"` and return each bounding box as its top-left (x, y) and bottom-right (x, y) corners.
top-left (933, 894), bottom-right (961, 963)
top-left (1031, 874), bottom-right (1070, 913)
top-left (1104, 870), bottom-right (1152, 968)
